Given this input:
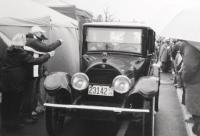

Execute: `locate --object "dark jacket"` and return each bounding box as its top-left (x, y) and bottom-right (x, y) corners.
top-left (25, 33), bottom-right (62, 77)
top-left (26, 33), bottom-right (61, 52)
top-left (1, 46), bottom-right (50, 93)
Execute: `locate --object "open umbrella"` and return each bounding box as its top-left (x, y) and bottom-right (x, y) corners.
top-left (161, 7), bottom-right (200, 123)
top-left (161, 7), bottom-right (200, 51)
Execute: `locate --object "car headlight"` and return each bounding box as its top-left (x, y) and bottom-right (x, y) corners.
top-left (112, 75), bottom-right (131, 94)
top-left (71, 73), bottom-right (89, 91)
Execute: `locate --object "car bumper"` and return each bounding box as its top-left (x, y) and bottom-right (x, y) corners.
top-left (44, 103), bottom-right (150, 113)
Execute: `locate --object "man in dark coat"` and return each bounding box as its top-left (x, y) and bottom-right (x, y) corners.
top-left (25, 33), bottom-right (62, 52)
top-left (1, 41), bottom-right (51, 130)
top-left (159, 41), bottom-right (170, 72)
top-left (20, 26), bottom-right (63, 123)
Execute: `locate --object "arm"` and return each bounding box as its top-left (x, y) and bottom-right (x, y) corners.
top-left (19, 50), bottom-right (50, 65)
top-left (26, 39), bottom-right (62, 52)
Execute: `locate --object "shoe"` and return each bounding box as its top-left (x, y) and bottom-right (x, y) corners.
top-left (35, 106), bottom-right (45, 115)
top-left (22, 117), bottom-right (37, 124)
top-left (32, 111), bottom-right (38, 116)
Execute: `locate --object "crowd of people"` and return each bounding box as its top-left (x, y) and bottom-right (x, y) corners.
top-left (0, 26), bottom-right (63, 131)
top-left (157, 37), bottom-right (200, 136)
top-left (156, 37), bottom-right (184, 89)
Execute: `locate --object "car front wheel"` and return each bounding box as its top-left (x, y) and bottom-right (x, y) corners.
top-left (45, 96), bottom-right (65, 136)
top-left (143, 97), bottom-right (155, 136)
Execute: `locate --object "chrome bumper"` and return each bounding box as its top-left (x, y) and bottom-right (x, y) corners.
top-left (44, 103), bottom-right (150, 113)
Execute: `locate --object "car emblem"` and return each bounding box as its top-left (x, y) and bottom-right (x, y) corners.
top-left (102, 52), bottom-right (108, 63)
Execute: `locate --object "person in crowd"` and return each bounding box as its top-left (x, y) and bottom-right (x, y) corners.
top-left (166, 39), bottom-right (173, 73)
top-left (1, 34), bottom-right (54, 130)
top-left (174, 50), bottom-right (183, 87)
top-left (159, 39), bottom-right (171, 72)
top-left (26, 26), bottom-right (63, 52)
top-left (168, 39), bottom-right (176, 80)
top-left (181, 40), bottom-right (200, 136)
top-left (155, 39), bottom-right (161, 62)
top-left (173, 41), bottom-right (184, 87)
top-left (171, 40), bottom-right (181, 63)
top-left (20, 26), bottom-right (63, 123)
top-left (178, 62), bottom-right (186, 105)
top-left (171, 40), bottom-right (180, 82)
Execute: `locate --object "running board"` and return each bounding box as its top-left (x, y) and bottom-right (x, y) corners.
top-left (44, 103), bottom-right (150, 113)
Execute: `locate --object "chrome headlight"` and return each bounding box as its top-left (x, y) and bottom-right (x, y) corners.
top-left (112, 75), bottom-right (131, 94)
top-left (71, 73), bottom-right (89, 91)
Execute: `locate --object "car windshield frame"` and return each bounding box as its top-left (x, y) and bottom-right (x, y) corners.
top-left (85, 27), bottom-right (143, 54)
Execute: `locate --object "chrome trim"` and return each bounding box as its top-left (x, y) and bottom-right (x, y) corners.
top-left (152, 97), bottom-right (155, 136)
top-left (71, 72), bottom-right (89, 91)
top-left (44, 103), bottom-right (150, 113)
top-left (112, 75), bottom-right (131, 94)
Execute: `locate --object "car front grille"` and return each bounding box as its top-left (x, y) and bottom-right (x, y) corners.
top-left (83, 64), bottom-right (123, 104)
top-left (86, 67), bottom-right (120, 85)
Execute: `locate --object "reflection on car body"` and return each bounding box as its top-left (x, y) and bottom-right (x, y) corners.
top-left (44, 22), bottom-right (160, 136)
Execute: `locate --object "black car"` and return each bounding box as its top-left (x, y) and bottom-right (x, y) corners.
top-left (44, 22), bottom-right (160, 136)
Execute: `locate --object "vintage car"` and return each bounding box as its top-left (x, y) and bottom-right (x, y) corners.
top-left (44, 22), bottom-right (160, 136)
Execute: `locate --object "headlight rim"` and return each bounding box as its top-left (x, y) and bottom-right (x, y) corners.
top-left (71, 72), bottom-right (89, 91)
top-left (112, 75), bottom-right (131, 94)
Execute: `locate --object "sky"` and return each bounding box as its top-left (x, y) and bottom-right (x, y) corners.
top-left (63, 0), bottom-right (200, 32)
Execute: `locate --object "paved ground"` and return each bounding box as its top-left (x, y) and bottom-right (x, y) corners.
top-left (0, 73), bottom-right (188, 136)
top-left (155, 73), bottom-right (187, 136)
top-left (177, 88), bottom-right (197, 136)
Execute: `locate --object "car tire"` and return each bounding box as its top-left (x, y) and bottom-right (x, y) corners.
top-left (143, 98), bottom-right (155, 136)
top-left (45, 96), bottom-right (65, 136)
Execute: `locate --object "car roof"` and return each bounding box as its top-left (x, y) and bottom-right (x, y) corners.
top-left (84, 22), bottom-right (153, 30)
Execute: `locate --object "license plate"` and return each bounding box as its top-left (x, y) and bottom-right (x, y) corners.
top-left (88, 85), bottom-right (114, 96)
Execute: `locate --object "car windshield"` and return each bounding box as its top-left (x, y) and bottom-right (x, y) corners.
top-left (86, 27), bottom-right (142, 53)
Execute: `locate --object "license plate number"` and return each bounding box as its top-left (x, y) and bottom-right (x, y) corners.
top-left (88, 85), bottom-right (114, 96)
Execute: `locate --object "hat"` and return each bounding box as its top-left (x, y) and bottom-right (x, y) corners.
top-left (11, 33), bottom-right (26, 46)
top-left (30, 26), bottom-right (45, 34)
top-left (40, 34), bottom-right (48, 40)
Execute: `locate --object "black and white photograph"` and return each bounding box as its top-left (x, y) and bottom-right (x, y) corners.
top-left (0, 0), bottom-right (200, 136)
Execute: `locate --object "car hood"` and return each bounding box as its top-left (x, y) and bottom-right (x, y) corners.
top-left (83, 54), bottom-right (146, 76)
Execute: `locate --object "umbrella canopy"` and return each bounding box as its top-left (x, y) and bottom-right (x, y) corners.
top-left (161, 7), bottom-right (200, 42)
top-left (161, 7), bottom-right (200, 51)
top-left (161, 7), bottom-right (200, 114)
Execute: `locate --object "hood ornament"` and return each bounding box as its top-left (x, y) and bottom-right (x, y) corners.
top-left (102, 52), bottom-right (108, 63)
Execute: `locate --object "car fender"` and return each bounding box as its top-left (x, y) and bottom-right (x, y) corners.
top-left (44, 72), bottom-right (71, 96)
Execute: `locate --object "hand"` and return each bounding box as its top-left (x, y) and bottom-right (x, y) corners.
top-left (48, 51), bottom-right (55, 57)
top-left (58, 39), bottom-right (63, 44)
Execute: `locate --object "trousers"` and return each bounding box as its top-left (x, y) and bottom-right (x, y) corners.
top-left (1, 92), bottom-right (23, 127)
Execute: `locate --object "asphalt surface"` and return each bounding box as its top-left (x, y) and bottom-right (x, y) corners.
top-left (0, 73), bottom-right (188, 136)
top-left (155, 73), bottom-right (187, 136)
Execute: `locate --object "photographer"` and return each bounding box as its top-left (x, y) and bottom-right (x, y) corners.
top-left (21, 26), bottom-right (63, 123)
